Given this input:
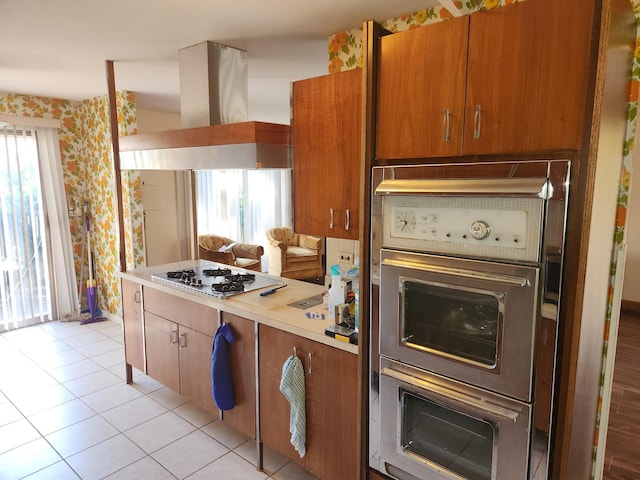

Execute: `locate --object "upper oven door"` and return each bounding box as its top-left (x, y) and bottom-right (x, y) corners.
top-left (380, 249), bottom-right (539, 401)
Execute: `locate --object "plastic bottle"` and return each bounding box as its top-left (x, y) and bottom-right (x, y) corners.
top-left (345, 262), bottom-right (359, 332)
top-left (328, 264), bottom-right (345, 320)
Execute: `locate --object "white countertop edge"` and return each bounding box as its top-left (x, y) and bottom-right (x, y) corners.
top-left (120, 260), bottom-right (358, 355)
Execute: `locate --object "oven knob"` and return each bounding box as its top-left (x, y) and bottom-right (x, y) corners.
top-left (469, 220), bottom-right (491, 240)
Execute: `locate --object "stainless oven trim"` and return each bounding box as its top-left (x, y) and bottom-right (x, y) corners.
top-left (375, 177), bottom-right (551, 198)
top-left (385, 257), bottom-right (530, 286)
top-left (379, 358), bottom-right (531, 480)
top-left (397, 275), bottom-right (505, 372)
top-left (382, 366), bottom-right (522, 421)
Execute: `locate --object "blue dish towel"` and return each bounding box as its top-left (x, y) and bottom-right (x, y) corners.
top-left (280, 354), bottom-right (306, 457)
top-left (211, 323), bottom-right (236, 411)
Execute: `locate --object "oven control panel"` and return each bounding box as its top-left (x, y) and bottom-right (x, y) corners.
top-left (390, 206), bottom-right (528, 246)
top-left (382, 196), bottom-right (544, 263)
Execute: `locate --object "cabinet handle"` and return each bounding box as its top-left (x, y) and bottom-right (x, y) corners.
top-left (329, 208), bottom-right (334, 229)
top-left (442, 109), bottom-right (451, 142)
top-left (179, 333), bottom-right (187, 349)
top-left (134, 290), bottom-right (141, 304)
top-left (473, 104), bottom-right (482, 139)
top-left (345, 209), bottom-right (350, 231)
top-left (170, 330), bottom-right (178, 345)
top-left (307, 352), bottom-right (313, 374)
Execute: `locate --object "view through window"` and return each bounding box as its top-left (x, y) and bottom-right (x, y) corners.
top-left (195, 169), bottom-right (292, 270)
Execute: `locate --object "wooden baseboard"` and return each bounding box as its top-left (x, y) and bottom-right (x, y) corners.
top-left (621, 299), bottom-right (640, 314)
top-left (368, 468), bottom-right (392, 480)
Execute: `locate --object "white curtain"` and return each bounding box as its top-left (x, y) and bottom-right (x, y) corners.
top-left (0, 122), bottom-right (77, 330)
top-left (196, 170), bottom-right (243, 240)
top-left (195, 169), bottom-right (293, 270)
top-left (244, 169), bottom-right (292, 244)
top-left (35, 127), bottom-right (78, 318)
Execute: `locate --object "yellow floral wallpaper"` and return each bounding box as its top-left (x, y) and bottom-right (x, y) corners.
top-left (328, 0), bottom-right (524, 73)
top-left (0, 91), bottom-right (140, 320)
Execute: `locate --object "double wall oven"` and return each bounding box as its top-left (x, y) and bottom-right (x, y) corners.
top-left (369, 160), bottom-right (569, 480)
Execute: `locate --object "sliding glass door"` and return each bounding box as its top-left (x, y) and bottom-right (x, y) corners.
top-left (0, 126), bottom-right (50, 331)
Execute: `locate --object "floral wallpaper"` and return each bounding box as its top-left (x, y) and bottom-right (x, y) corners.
top-left (328, 0), bottom-right (524, 73)
top-left (79, 93), bottom-right (139, 318)
top-left (0, 91), bottom-right (140, 320)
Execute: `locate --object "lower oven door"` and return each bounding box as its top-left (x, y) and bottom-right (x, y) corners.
top-left (379, 358), bottom-right (531, 480)
top-left (380, 249), bottom-right (539, 401)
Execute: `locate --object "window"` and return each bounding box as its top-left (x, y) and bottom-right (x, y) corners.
top-left (195, 169), bottom-right (292, 262)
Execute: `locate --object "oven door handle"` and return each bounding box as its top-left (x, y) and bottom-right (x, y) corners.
top-left (381, 366), bottom-right (523, 422)
top-left (382, 258), bottom-right (530, 287)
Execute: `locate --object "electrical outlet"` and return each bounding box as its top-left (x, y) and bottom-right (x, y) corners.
top-left (339, 251), bottom-right (353, 263)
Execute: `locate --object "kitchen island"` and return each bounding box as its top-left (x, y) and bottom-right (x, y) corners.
top-left (120, 260), bottom-right (358, 480)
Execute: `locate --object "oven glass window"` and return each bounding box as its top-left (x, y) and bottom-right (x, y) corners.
top-left (401, 390), bottom-right (494, 480)
top-left (402, 280), bottom-right (500, 367)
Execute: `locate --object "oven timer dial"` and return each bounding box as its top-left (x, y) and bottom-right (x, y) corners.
top-left (469, 220), bottom-right (491, 240)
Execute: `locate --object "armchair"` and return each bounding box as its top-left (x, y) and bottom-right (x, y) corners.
top-left (198, 234), bottom-right (264, 272)
top-left (266, 227), bottom-right (323, 280)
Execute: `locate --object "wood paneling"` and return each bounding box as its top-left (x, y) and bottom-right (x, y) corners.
top-left (464, 0), bottom-right (593, 154)
top-left (143, 287), bottom-right (217, 337)
top-left (603, 312), bottom-right (640, 479)
top-left (121, 279), bottom-right (144, 372)
top-left (376, 16), bottom-right (468, 159)
top-left (119, 121), bottom-right (290, 151)
top-left (220, 312), bottom-right (256, 439)
top-left (144, 311), bottom-right (180, 393)
top-left (292, 68), bottom-right (362, 240)
top-left (178, 325), bottom-right (217, 413)
top-left (258, 324), bottom-right (358, 480)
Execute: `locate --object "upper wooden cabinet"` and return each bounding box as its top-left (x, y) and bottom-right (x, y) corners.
top-left (293, 68), bottom-right (362, 240)
top-left (376, 0), bottom-right (593, 159)
top-left (376, 16), bottom-right (469, 159)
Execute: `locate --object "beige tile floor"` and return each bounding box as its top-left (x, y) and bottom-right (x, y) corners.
top-left (0, 320), bottom-right (318, 480)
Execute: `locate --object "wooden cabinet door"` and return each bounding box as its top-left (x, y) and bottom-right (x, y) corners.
top-left (258, 324), bottom-right (305, 466)
top-left (258, 324), bottom-right (358, 479)
top-left (376, 16), bottom-right (468, 160)
top-left (303, 340), bottom-right (358, 480)
top-left (121, 279), bottom-right (144, 371)
top-left (293, 68), bottom-right (362, 240)
top-left (220, 313), bottom-right (256, 439)
top-left (464, 0), bottom-right (592, 154)
top-left (178, 325), bottom-right (217, 414)
top-left (144, 311), bottom-right (180, 393)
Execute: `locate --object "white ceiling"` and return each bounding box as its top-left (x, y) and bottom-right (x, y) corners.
top-left (0, 0), bottom-right (447, 123)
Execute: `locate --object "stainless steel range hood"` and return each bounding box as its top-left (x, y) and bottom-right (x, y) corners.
top-left (119, 41), bottom-right (291, 170)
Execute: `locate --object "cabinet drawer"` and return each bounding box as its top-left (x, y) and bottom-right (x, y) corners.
top-left (143, 287), bottom-right (218, 336)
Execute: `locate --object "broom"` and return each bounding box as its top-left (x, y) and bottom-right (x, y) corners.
top-left (63, 202), bottom-right (91, 322)
top-left (80, 206), bottom-right (107, 325)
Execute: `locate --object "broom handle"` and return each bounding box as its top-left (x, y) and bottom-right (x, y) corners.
top-left (86, 207), bottom-right (94, 283)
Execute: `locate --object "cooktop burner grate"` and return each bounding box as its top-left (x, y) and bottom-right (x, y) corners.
top-left (151, 263), bottom-right (283, 298)
top-left (212, 283), bottom-right (245, 293)
top-left (202, 268), bottom-right (233, 277)
top-left (224, 273), bottom-right (255, 283)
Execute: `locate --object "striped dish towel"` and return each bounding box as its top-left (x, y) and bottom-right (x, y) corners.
top-left (279, 354), bottom-right (306, 457)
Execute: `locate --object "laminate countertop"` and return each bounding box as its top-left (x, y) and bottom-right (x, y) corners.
top-left (120, 259), bottom-right (358, 355)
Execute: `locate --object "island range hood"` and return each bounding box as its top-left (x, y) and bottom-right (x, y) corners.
top-left (119, 41), bottom-right (291, 170)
